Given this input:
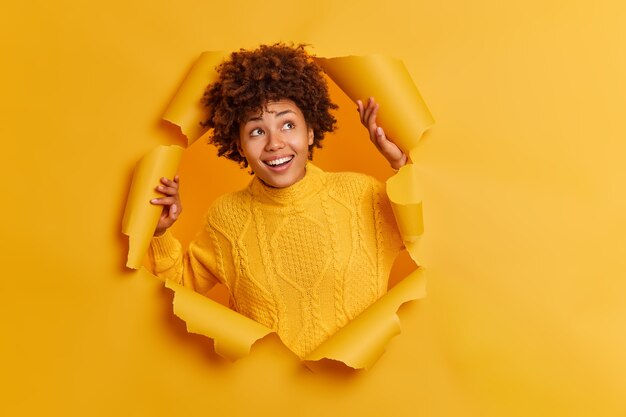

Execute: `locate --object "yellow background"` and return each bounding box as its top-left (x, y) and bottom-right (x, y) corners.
top-left (2, 0), bottom-right (626, 416)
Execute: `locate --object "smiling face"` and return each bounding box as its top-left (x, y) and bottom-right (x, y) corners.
top-left (238, 99), bottom-right (314, 188)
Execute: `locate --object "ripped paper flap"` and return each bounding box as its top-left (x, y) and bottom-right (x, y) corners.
top-left (166, 280), bottom-right (272, 360)
top-left (387, 163), bottom-right (424, 245)
top-left (122, 145), bottom-right (183, 269)
top-left (162, 51), bottom-right (228, 145)
top-left (315, 54), bottom-right (435, 156)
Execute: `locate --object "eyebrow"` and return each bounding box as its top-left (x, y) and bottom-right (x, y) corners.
top-left (245, 109), bottom-right (295, 122)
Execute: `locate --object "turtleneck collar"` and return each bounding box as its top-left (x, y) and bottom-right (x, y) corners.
top-left (248, 163), bottom-right (325, 205)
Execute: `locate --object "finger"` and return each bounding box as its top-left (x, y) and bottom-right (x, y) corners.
top-left (364, 105), bottom-right (379, 135)
top-left (362, 97), bottom-right (377, 124)
top-left (359, 97), bottom-right (371, 121)
top-left (356, 100), bottom-right (365, 124)
top-left (150, 196), bottom-right (179, 206)
top-left (169, 203), bottom-right (180, 220)
top-left (376, 126), bottom-right (396, 150)
top-left (367, 103), bottom-right (379, 129)
top-left (374, 126), bottom-right (387, 151)
top-left (376, 127), bottom-right (406, 161)
top-left (156, 184), bottom-right (179, 196)
top-left (160, 176), bottom-right (179, 188)
top-left (366, 104), bottom-right (380, 142)
top-left (357, 99), bottom-right (371, 126)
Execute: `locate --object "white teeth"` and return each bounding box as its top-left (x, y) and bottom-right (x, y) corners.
top-left (266, 156), bottom-right (293, 166)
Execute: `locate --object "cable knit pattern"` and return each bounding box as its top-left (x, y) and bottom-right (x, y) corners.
top-left (149, 163), bottom-right (404, 358)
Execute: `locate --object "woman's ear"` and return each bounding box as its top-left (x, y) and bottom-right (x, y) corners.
top-left (307, 127), bottom-right (314, 146)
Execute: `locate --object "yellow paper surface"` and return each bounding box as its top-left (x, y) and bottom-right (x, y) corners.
top-left (165, 280), bottom-right (272, 360)
top-left (122, 145), bottom-right (184, 269)
top-left (162, 51), bottom-right (228, 145)
top-left (314, 55), bottom-right (435, 156)
top-left (9, 1), bottom-right (626, 414)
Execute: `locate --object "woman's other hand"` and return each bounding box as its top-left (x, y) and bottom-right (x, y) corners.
top-left (357, 97), bottom-right (408, 170)
top-left (150, 175), bottom-right (182, 236)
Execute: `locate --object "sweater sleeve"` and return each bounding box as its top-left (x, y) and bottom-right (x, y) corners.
top-left (148, 220), bottom-right (221, 297)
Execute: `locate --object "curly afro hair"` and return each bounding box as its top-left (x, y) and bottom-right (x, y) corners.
top-left (202, 43), bottom-right (338, 167)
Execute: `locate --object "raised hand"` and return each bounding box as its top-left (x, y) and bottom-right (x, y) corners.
top-left (357, 97), bottom-right (408, 170)
top-left (150, 175), bottom-right (182, 236)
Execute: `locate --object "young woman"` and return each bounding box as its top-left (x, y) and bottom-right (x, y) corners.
top-left (149, 44), bottom-right (407, 358)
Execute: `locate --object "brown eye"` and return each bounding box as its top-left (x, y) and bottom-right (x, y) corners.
top-left (250, 128), bottom-right (264, 137)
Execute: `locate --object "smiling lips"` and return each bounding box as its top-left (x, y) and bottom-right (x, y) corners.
top-left (264, 155), bottom-right (294, 168)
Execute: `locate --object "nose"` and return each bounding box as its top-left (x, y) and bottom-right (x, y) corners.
top-left (265, 131), bottom-right (285, 151)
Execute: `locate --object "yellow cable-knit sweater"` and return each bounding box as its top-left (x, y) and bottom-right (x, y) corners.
top-left (149, 163), bottom-right (403, 357)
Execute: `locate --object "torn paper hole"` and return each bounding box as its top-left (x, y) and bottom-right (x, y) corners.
top-left (122, 51), bottom-right (433, 370)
